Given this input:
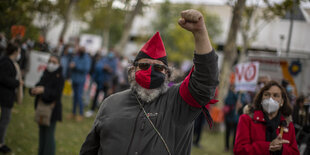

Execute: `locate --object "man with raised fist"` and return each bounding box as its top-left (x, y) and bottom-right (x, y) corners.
top-left (80, 9), bottom-right (219, 155)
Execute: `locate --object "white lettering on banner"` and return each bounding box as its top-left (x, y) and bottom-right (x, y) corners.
top-left (235, 62), bottom-right (259, 92)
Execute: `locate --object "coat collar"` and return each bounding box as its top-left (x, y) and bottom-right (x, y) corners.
top-left (253, 110), bottom-right (286, 123)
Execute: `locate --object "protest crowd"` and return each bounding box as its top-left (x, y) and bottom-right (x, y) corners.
top-left (0, 7), bottom-right (309, 155)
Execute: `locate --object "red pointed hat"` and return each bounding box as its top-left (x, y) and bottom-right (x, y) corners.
top-left (134, 32), bottom-right (167, 65)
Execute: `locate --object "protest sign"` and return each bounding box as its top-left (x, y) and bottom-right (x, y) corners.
top-left (24, 51), bottom-right (50, 88)
top-left (235, 62), bottom-right (259, 91)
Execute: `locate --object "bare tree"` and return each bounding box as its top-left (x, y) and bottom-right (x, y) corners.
top-left (115, 0), bottom-right (144, 54)
top-left (217, 0), bottom-right (246, 107)
top-left (218, 0), bottom-right (299, 106)
top-left (59, 0), bottom-right (77, 42)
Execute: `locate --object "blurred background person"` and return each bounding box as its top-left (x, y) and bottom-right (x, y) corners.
top-left (281, 79), bottom-right (296, 106)
top-left (17, 39), bottom-right (29, 80)
top-left (234, 81), bottom-right (299, 155)
top-left (0, 33), bottom-right (7, 57)
top-left (29, 54), bottom-right (64, 155)
top-left (256, 75), bottom-right (271, 91)
top-left (223, 84), bottom-right (240, 151)
top-left (69, 46), bottom-right (91, 121)
top-left (293, 95), bottom-right (309, 129)
top-left (85, 50), bottom-right (117, 118)
top-left (253, 75), bottom-right (271, 100)
top-left (193, 112), bottom-right (205, 148)
top-left (0, 42), bottom-right (23, 153)
top-left (115, 56), bottom-right (130, 92)
top-left (83, 51), bottom-right (102, 107)
top-left (89, 52), bottom-right (102, 79)
top-left (293, 94), bottom-right (310, 150)
top-left (35, 35), bottom-right (50, 53)
top-left (60, 45), bottom-right (73, 79)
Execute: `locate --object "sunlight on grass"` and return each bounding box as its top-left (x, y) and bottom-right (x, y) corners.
top-left (6, 89), bottom-right (232, 155)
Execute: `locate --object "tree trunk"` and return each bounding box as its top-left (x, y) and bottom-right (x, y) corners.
top-left (102, 1), bottom-right (113, 54)
top-left (59, 0), bottom-right (76, 42)
top-left (239, 6), bottom-right (255, 64)
top-left (115, 0), bottom-right (143, 54)
top-left (239, 33), bottom-right (248, 63)
top-left (102, 28), bottom-right (110, 54)
top-left (217, 0), bottom-right (246, 107)
top-left (42, 26), bottom-right (48, 40)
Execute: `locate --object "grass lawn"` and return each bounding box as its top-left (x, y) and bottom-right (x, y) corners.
top-left (5, 89), bottom-right (233, 155)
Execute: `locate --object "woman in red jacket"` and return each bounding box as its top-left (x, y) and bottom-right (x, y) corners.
top-left (234, 81), bottom-right (299, 155)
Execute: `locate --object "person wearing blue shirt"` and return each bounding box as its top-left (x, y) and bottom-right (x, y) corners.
top-left (69, 47), bottom-right (91, 121)
top-left (85, 51), bottom-right (117, 117)
top-left (224, 85), bottom-right (239, 151)
top-left (60, 45), bottom-right (73, 79)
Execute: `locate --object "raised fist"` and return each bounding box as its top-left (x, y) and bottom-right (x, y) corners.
top-left (178, 9), bottom-right (206, 34)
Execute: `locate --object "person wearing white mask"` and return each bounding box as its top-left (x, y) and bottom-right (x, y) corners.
top-left (0, 42), bottom-right (23, 153)
top-left (234, 81), bottom-right (299, 155)
top-left (30, 54), bottom-right (64, 155)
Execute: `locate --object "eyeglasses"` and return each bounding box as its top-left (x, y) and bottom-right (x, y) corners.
top-left (134, 63), bottom-right (167, 72)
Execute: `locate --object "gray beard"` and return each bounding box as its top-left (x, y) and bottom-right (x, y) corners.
top-left (128, 69), bottom-right (169, 103)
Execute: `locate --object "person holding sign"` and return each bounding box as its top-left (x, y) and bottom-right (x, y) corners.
top-left (30, 54), bottom-right (64, 155)
top-left (234, 81), bottom-right (299, 155)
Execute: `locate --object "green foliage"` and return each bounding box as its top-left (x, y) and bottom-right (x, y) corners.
top-left (75, 0), bottom-right (104, 22)
top-left (35, 0), bottom-right (57, 15)
top-left (109, 17), bottom-right (125, 48)
top-left (56, 0), bottom-right (77, 19)
top-left (166, 26), bottom-right (195, 64)
top-left (0, 0), bottom-right (38, 39)
top-left (240, 0), bottom-right (302, 51)
top-left (23, 25), bottom-right (41, 41)
top-left (76, 0), bottom-right (126, 48)
top-left (152, 1), bottom-right (222, 64)
top-left (0, 0), bottom-right (70, 41)
top-left (263, 0), bottom-right (300, 17)
top-left (34, 0), bottom-right (62, 38)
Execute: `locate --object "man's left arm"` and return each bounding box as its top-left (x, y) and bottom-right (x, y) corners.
top-left (178, 10), bottom-right (219, 124)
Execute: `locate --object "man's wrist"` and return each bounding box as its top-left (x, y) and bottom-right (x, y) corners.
top-left (192, 28), bottom-right (208, 38)
top-left (193, 28), bottom-right (212, 54)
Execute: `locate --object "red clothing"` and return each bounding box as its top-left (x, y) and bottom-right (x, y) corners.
top-left (234, 110), bottom-right (299, 155)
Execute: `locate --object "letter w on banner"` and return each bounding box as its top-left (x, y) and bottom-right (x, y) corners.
top-left (235, 62), bottom-right (260, 92)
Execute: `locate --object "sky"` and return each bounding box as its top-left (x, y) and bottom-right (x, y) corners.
top-left (152, 0), bottom-right (310, 8)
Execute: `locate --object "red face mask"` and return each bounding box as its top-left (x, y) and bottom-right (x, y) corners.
top-left (135, 65), bottom-right (165, 89)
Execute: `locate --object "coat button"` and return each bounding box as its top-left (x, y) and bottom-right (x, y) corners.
top-left (256, 117), bottom-right (259, 120)
top-left (284, 128), bottom-right (289, 132)
top-left (135, 152), bottom-right (138, 155)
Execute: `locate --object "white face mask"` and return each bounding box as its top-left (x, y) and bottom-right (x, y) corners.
top-left (16, 53), bottom-right (21, 61)
top-left (46, 63), bottom-right (59, 72)
top-left (261, 98), bottom-right (280, 114)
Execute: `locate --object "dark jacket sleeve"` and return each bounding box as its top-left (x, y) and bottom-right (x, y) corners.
top-left (179, 50), bottom-right (219, 108)
top-left (175, 50), bottom-right (219, 124)
top-left (35, 72), bottom-right (64, 104)
top-left (292, 106), bottom-right (299, 125)
top-left (188, 50), bottom-right (219, 106)
top-left (80, 124), bottom-right (100, 155)
top-left (80, 98), bottom-right (108, 154)
top-left (0, 60), bottom-right (19, 89)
